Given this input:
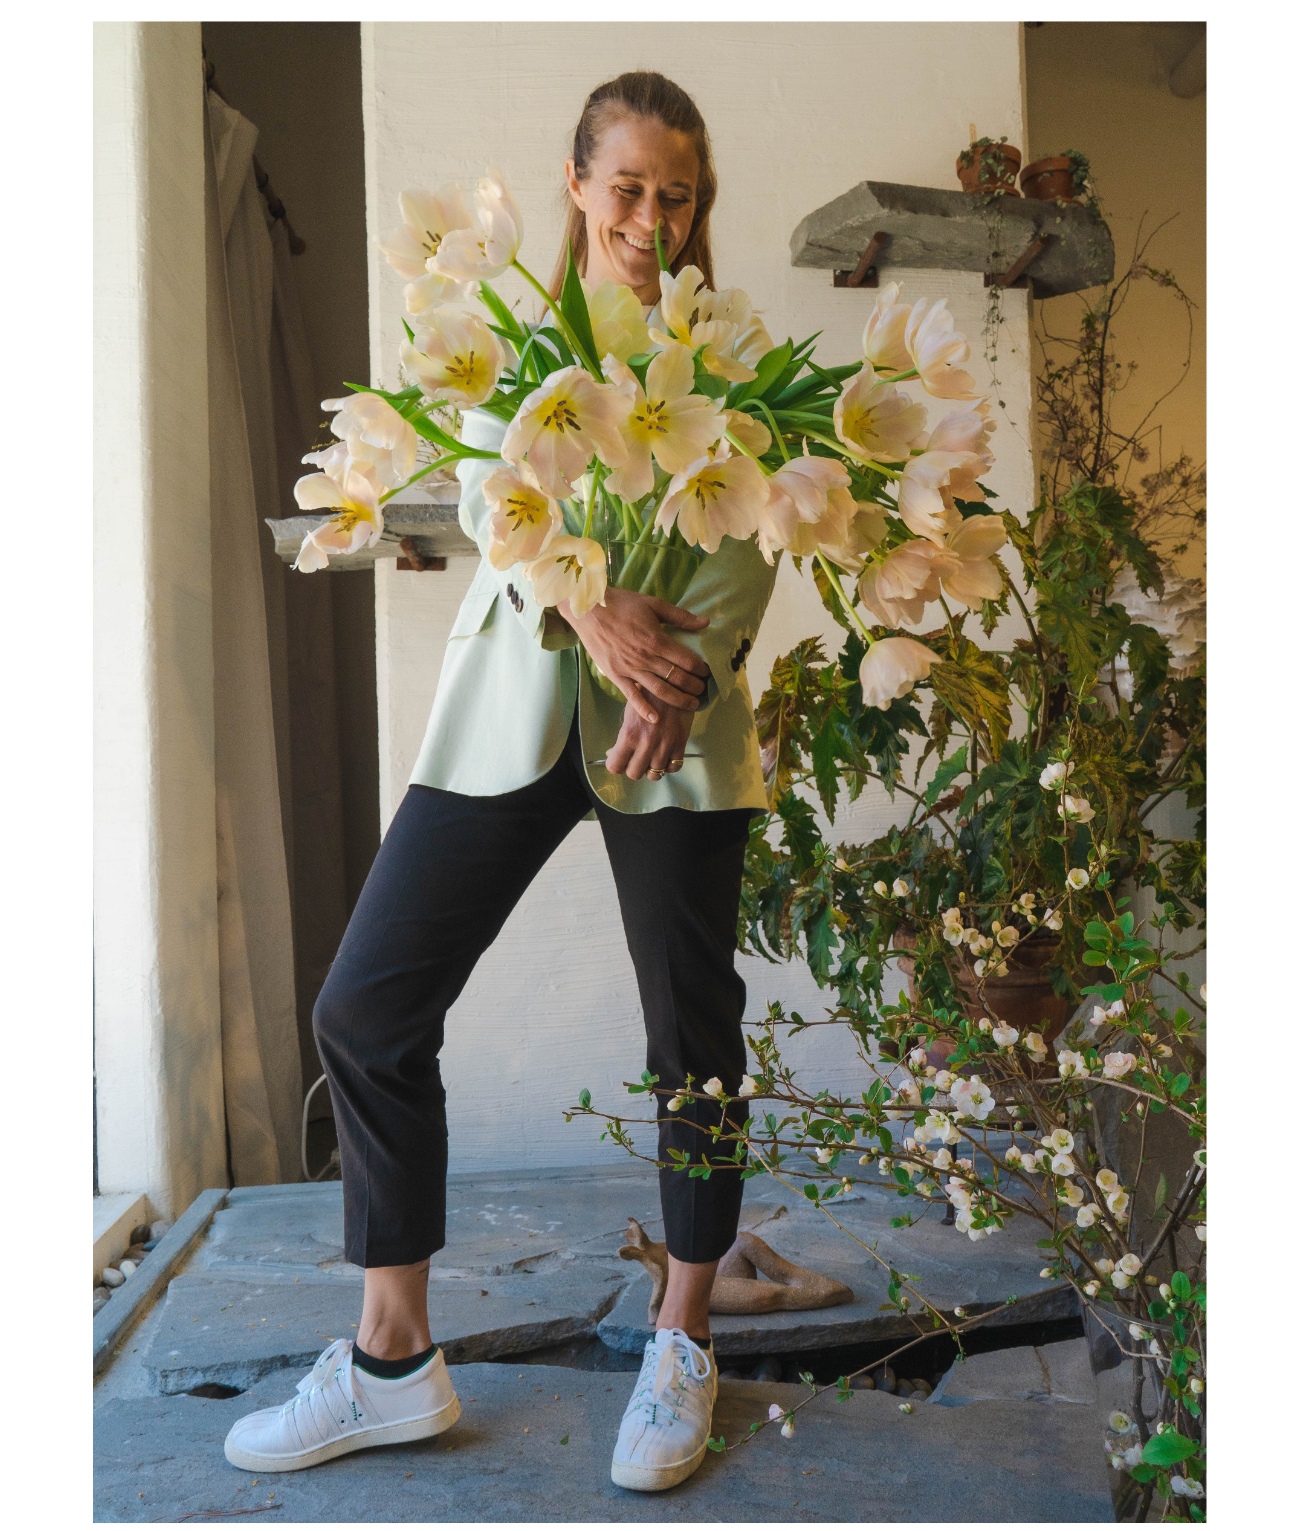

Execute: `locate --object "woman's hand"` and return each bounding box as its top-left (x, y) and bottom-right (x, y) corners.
top-left (604, 703), bottom-right (695, 780)
top-left (558, 587), bottom-right (711, 722)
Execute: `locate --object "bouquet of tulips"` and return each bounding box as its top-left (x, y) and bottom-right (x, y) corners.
top-left (292, 169), bottom-right (1005, 711)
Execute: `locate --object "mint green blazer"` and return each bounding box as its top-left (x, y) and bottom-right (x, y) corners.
top-left (409, 406), bottom-right (778, 815)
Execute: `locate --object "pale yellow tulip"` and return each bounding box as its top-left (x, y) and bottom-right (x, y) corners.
top-left (377, 186), bottom-right (475, 280)
top-left (834, 364), bottom-right (927, 464)
top-left (811, 493), bottom-right (889, 571)
top-left (524, 533), bottom-right (607, 618)
top-left (655, 440), bottom-right (769, 554)
top-left (585, 280), bottom-right (652, 364)
top-left (320, 393), bottom-right (419, 488)
top-left (857, 540), bottom-right (958, 628)
top-left (292, 467), bottom-right (385, 572)
top-left (755, 453), bottom-right (850, 564)
top-left (861, 281), bottom-right (913, 372)
top-left (501, 365), bottom-right (631, 498)
top-left (724, 409), bottom-right (773, 458)
top-left (603, 343), bottom-right (725, 501)
top-left (483, 462), bottom-right (564, 570)
top-left (652, 266), bottom-right (773, 382)
top-left (401, 309), bottom-right (506, 409)
top-left (896, 450), bottom-right (979, 541)
top-left (941, 512), bottom-right (1008, 606)
top-left (857, 636), bottom-right (942, 710)
top-left (403, 270), bottom-right (476, 326)
top-left (926, 399), bottom-right (996, 501)
top-left (904, 298), bottom-right (980, 400)
top-left (433, 168), bottom-right (523, 282)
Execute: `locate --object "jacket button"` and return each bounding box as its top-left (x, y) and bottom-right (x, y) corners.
top-left (731, 654), bottom-right (742, 672)
top-left (741, 637), bottom-right (751, 652)
top-left (506, 583), bottom-right (516, 599)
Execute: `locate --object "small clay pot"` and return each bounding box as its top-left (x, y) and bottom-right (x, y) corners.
top-left (956, 142), bottom-right (1022, 196)
top-left (892, 925), bottom-right (1073, 1068)
top-left (1020, 156), bottom-right (1076, 203)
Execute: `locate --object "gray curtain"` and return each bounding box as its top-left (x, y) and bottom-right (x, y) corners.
top-left (203, 89), bottom-right (304, 1183)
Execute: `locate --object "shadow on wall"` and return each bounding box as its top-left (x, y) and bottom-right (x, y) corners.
top-left (202, 21), bottom-right (378, 1117)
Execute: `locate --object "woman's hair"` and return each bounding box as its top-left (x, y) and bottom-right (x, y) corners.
top-left (548, 71), bottom-right (717, 299)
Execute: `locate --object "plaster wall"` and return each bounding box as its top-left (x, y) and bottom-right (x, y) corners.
top-left (93, 21), bottom-right (228, 1215)
top-left (365, 21), bottom-right (1034, 1174)
top-left (1025, 21), bottom-right (1206, 578)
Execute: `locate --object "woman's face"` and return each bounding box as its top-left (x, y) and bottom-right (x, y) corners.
top-left (566, 114), bottom-right (701, 305)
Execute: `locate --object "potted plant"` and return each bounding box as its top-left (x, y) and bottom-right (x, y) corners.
top-left (1021, 148), bottom-right (1093, 204)
top-left (956, 135), bottom-right (1022, 195)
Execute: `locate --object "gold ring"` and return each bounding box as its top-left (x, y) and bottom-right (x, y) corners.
top-left (665, 664), bottom-right (677, 682)
top-left (647, 768), bottom-right (665, 781)
top-left (669, 758), bottom-right (685, 767)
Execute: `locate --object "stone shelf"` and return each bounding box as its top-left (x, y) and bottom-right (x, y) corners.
top-left (265, 481), bottom-right (476, 569)
top-left (789, 179), bottom-right (1114, 298)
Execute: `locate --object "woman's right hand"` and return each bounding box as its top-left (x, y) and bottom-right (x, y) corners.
top-left (557, 586), bottom-right (711, 722)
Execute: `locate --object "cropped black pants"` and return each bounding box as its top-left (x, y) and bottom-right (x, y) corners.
top-left (313, 716), bottom-right (753, 1268)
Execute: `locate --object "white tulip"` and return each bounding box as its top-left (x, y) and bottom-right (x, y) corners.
top-left (432, 167), bottom-right (524, 281)
top-left (378, 184), bottom-right (475, 279)
top-left (401, 308), bottom-right (507, 409)
top-left (403, 270), bottom-right (475, 326)
top-left (320, 393), bottom-right (420, 488)
top-left (292, 468), bottom-right (385, 572)
top-left (941, 511), bottom-right (1008, 607)
top-left (857, 540), bottom-right (958, 629)
top-left (656, 440), bottom-right (769, 554)
top-left (603, 343), bottom-right (725, 502)
top-left (833, 363), bottom-right (927, 464)
top-left (1066, 867), bottom-right (1090, 891)
top-left (523, 534), bottom-right (607, 619)
top-left (483, 462), bottom-right (563, 570)
top-left (861, 282), bottom-right (913, 371)
top-left (724, 409), bottom-right (773, 458)
top-left (896, 449), bottom-right (978, 541)
top-left (855, 637), bottom-right (942, 712)
top-left (756, 452), bottom-right (852, 565)
top-left (502, 366), bottom-right (631, 498)
top-left (903, 297), bottom-right (980, 400)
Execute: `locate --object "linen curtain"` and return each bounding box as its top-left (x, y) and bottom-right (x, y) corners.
top-left (204, 88), bottom-right (305, 1184)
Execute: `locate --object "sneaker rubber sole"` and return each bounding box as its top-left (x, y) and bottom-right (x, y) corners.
top-left (224, 1392), bottom-right (461, 1473)
top-left (610, 1438), bottom-right (709, 1492)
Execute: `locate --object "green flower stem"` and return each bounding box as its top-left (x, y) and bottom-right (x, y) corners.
top-left (880, 366), bottom-right (920, 384)
top-left (511, 257), bottom-right (603, 380)
top-left (653, 218), bottom-right (670, 274)
top-left (816, 553), bottom-right (871, 644)
top-left (745, 398), bottom-right (790, 463)
top-left (378, 451), bottom-right (497, 504)
top-left (582, 458), bottom-right (606, 539)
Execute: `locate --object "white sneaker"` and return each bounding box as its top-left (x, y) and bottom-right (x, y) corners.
top-left (223, 1339), bottom-right (460, 1473)
top-left (611, 1328), bottom-right (717, 1491)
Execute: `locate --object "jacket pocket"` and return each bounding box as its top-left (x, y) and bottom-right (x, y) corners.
top-left (448, 587), bottom-right (497, 639)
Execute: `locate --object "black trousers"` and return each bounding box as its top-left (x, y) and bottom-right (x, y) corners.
top-left (313, 716), bottom-right (753, 1268)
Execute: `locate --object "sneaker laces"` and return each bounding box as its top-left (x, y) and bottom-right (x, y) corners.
top-left (645, 1329), bottom-right (713, 1411)
top-left (295, 1337), bottom-right (352, 1396)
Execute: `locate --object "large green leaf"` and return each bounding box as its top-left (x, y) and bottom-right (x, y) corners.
top-left (727, 341), bottom-right (793, 409)
top-left (556, 244), bottom-right (601, 374)
top-left (929, 648), bottom-right (1013, 757)
top-left (1140, 1429), bottom-right (1196, 1468)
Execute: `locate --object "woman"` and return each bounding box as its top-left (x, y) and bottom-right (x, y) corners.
top-left (224, 71), bottom-right (778, 1494)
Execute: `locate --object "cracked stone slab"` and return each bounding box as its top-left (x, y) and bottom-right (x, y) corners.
top-left (94, 1361), bottom-right (1112, 1523)
top-left (600, 1188), bottom-right (1079, 1355)
top-left (201, 1169), bottom-right (798, 1282)
top-left (788, 179), bottom-right (1116, 298)
top-left (140, 1268), bottom-right (628, 1394)
top-left (930, 1337), bottom-right (1096, 1406)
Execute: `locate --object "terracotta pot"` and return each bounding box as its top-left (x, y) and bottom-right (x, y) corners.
top-left (956, 142), bottom-right (1022, 195)
top-left (892, 925), bottom-right (1073, 1068)
top-left (1020, 155), bottom-right (1076, 202)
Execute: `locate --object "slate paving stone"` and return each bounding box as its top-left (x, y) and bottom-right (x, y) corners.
top-left (141, 1269), bottom-right (629, 1394)
top-left (600, 1189), bottom-right (1080, 1356)
top-left (94, 1360), bottom-right (1113, 1523)
top-left (930, 1337), bottom-right (1096, 1406)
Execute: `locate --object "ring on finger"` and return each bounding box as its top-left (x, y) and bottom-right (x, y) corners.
top-left (664, 663), bottom-right (677, 683)
top-left (647, 767), bottom-right (665, 782)
top-left (669, 758), bottom-right (685, 769)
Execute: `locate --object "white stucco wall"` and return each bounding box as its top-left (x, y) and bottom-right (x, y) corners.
top-left (364, 21), bottom-right (1033, 1174)
top-left (94, 22), bottom-right (229, 1214)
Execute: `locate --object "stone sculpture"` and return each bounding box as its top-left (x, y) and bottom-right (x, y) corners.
top-left (618, 1217), bottom-right (854, 1321)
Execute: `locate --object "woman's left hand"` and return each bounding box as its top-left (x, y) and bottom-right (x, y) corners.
top-left (604, 703), bottom-right (694, 780)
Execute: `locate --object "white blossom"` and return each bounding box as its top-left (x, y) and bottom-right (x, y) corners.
top-left (1039, 761), bottom-right (1070, 791)
top-left (667, 1096), bottom-right (685, 1112)
top-left (1044, 1129), bottom-right (1074, 1154)
top-left (781, 1418), bottom-right (796, 1440)
top-left (933, 1070), bottom-right (955, 1092)
top-left (703, 1077), bottom-right (725, 1098)
top-left (1051, 1154), bottom-right (1077, 1178)
top-left (1109, 1411), bottom-right (1135, 1434)
top-left (1096, 1168), bottom-right (1120, 1194)
top-left (874, 880), bottom-right (889, 896)
top-left (1084, 1280), bottom-right (1100, 1296)
top-left (1043, 907), bottom-right (1064, 932)
top-left (1022, 1032), bottom-right (1048, 1063)
top-left (1194, 1223), bottom-right (1206, 1243)
top-left (1066, 867), bottom-right (1090, 891)
top-left (892, 878), bottom-right (910, 897)
top-left (739, 1075), bottom-right (759, 1098)
top-left (1170, 1476), bottom-right (1204, 1500)
top-left (992, 1024), bottom-right (1019, 1048)
top-left (949, 1075), bottom-right (995, 1122)
top-left (1059, 795), bottom-right (1096, 824)
top-left (1076, 1204), bottom-right (1099, 1228)
top-left (1107, 1188), bottom-right (1131, 1220)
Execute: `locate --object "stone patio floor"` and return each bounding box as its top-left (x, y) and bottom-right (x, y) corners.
top-left (94, 1161), bottom-right (1114, 1522)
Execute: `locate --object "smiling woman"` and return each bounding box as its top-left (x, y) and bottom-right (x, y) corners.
top-left (549, 70), bottom-right (718, 300)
